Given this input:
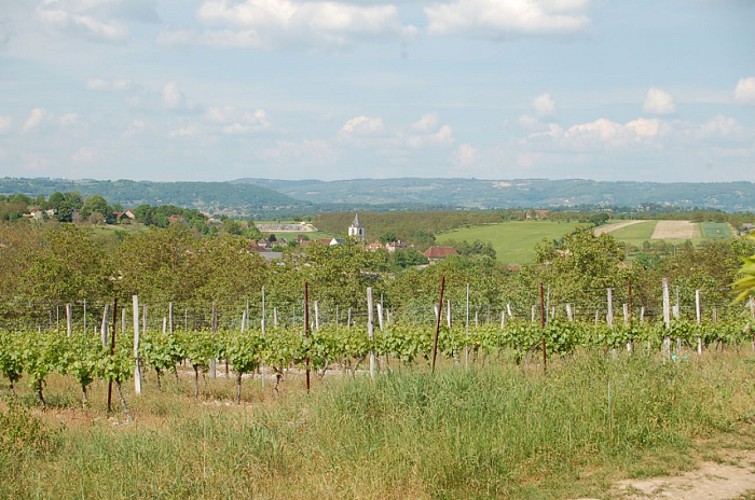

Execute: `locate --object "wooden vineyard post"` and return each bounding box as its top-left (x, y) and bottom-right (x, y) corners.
top-left (465, 283), bottom-right (470, 369)
top-left (261, 288), bottom-right (266, 389)
top-left (431, 276), bottom-right (446, 374)
top-left (304, 283), bottom-right (311, 393)
top-left (377, 300), bottom-right (387, 370)
top-left (169, 302), bottom-right (174, 334)
top-left (100, 304), bottom-right (110, 348)
top-left (107, 297), bottom-right (117, 413)
top-left (377, 302), bottom-right (385, 332)
top-left (83, 299), bottom-right (87, 334)
top-left (446, 300), bottom-right (452, 329)
top-left (662, 278), bottom-right (671, 359)
top-left (314, 301), bottom-right (320, 331)
top-left (696, 290), bottom-right (702, 355)
top-left (133, 295), bottom-right (142, 396)
top-left (566, 304), bottom-right (573, 322)
top-left (66, 303), bottom-right (73, 337)
top-left (367, 287), bottom-right (376, 380)
top-left (540, 283), bottom-right (547, 374)
top-left (627, 279), bottom-right (634, 353)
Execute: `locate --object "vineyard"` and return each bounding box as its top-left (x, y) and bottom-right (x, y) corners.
top-left (2, 301), bottom-right (753, 410)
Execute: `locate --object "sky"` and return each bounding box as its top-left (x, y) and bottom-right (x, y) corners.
top-left (0, 0), bottom-right (754, 183)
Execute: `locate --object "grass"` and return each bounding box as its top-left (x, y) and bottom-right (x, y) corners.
top-left (438, 221), bottom-right (585, 265)
top-left (1, 351), bottom-right (753, 499)
top-left (701, 222), bottom-right (733, 239)
top-left (608, 221), bottom-right (658, 247)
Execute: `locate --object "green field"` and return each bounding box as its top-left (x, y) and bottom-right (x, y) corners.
top-left (701, 222), bottom-right (732, 239)
top-left (606, 221), bottom-right (658, 247)
top-left (438, 221), bottom-right (585, 265)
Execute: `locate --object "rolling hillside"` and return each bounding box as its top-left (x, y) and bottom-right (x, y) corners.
top-left (237, 178), bottom-right (755, 212)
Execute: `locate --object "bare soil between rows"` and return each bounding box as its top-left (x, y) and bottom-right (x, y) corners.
top-left (613, 448), bottom-right (755, 499)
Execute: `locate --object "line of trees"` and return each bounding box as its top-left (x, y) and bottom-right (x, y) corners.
top-left (1, 223), bottom-right (752, 328)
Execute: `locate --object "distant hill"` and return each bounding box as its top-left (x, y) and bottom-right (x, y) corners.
top-left (236, 178), bottom-right (755, 212)
top-left (3, 177), bottom-right (753, 215)
top-left (0, 178), bottom-right (310, 216)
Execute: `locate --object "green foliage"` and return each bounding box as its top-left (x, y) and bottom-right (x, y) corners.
top-left (732, 235), bottom-right (755, 303)
top-left (223, 330), bottom-right (263, 375)
top-left (141, 333), bottom-right (184, 375)
top-left (80, 195), bottom-right (114, 224)
top-left (177, 330), bottom-right (217, 370)
top-left (58, 332), bottom-right (104, 393)
top-left (0, 331), bottom-right (23, 389)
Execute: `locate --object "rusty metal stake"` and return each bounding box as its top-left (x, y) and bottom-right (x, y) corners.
top-left (431, 276), bottom-right (446, 374)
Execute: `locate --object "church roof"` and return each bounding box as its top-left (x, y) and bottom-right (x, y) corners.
top-left (351, 213), bottom-right (361, 227)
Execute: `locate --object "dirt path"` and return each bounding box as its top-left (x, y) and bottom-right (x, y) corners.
top-left (615, 449), bottom-right (755, 499)
top-left (594, 220), bottom-right (645, 235)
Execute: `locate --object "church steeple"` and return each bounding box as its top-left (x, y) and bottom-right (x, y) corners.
top-left (348, 213), bottom-right (365, 239)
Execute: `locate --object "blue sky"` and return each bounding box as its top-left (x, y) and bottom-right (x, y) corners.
top-left (0, 0), bottom-right (753, 183)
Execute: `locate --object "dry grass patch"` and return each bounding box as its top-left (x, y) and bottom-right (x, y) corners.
top-left (651, 220), bottom-right (699, 240)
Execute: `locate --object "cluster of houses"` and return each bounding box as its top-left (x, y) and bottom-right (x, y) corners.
top-left (248, 214), bottom-right (459, 263)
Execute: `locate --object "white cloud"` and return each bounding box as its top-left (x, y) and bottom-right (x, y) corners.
top-left (625, 118), bottom-right (660, 138)
top-left (411, 112), bottom-right (439, 132)
top-left (161, 0), bottom-right (413, 49)
top-left (527, 116), bottom-right (662, 149)
top-left (643, 87), bottom-right (676, 115)
top-left (694, 114), bottom-right (743, 139)
top-left (453, 143), bottom-right (479, 167)
top-left (407, 125), bottom-right (454, 148)
top-left (0, 115), bottom-right (12, 134)
top-left (204, 106), bottom-right (270, 133)
top-left (158, 0), bottom-right (417, 48)
top-left (21, 108), bottom-right (50, 133)
top-left (162, 82), bottom-right (185, 109)
top-left (86, 78), bottom-right (133, 91)
top-left (36, 3), bottom-right (130, 42)
top-left (425, 0), bottom-right (590, 38)
top-left (734, 76), bottom-right (755, 104)
top-left (533, 93), bottom-right (556, 116)
top-left (518, 114), bottom-right (541, 130)
top-left (72, 147), bottom-right (96, 164)
top-left (339, 115), bottom-right (384, 136)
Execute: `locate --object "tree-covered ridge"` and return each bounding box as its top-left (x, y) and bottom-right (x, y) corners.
top-left (0, 178), bottom-right (308, 216)
top-left (239, 177), bottom-right (755, 212)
